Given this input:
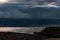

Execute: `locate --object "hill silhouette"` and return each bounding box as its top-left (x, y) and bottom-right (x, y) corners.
top-left (34, 27), bottom-right (60, 38)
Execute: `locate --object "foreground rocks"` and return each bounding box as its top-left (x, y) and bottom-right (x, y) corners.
top-left (0, 27), bottom-right (60, 40)
top-left (34, 27), bottom-right (60, 38)
top-left (0, 32), bottom-right (40, 40)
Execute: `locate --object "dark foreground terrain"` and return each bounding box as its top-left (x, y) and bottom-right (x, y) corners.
top-left (0, 27), bottom-right (60, 40)
top-left (0, 32), bottom-right (40, 40)
top-left (34, 27), bottom-right (60, 38)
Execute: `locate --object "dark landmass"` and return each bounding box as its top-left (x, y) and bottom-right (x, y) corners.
top-left (0, 27), bottom-right (60, 40)
top-left (33, 27), bottom-right (60, 38)
top-left (0, 32), bottom-right (40, 40)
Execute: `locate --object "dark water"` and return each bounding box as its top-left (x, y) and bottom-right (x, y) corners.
top-left (0, 4), bottom-right (60, 27)
top-left (0, 18), bottom-right (60, 27)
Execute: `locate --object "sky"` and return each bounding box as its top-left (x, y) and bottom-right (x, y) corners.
top-left (0, 0), bottom-right (32, 4)
top-left (0, 0), bottom-right (57, 4)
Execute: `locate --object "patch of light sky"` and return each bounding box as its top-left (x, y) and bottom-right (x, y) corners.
top-left (0, 0), bottom-right (28, 4)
